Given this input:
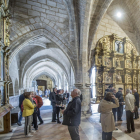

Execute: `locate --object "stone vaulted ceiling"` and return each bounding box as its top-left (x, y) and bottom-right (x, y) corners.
top-left (8, 0), bottom-right (140, 90)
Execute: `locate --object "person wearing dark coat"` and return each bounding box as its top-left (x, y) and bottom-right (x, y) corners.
top-left (56, 90), bottom-right (65, 123)
top-left (133, 89), bottom-right (139, 119)
top-left (62, 89), bottom-right (81, 140)
top-left (50, 88), bottom-right (57, 122)
top-left (116, 88), bottom-right (124, 121)
top-left (112, 89), bottom-right (117, 122)
top-left (17, 93), bottom-right (25, 126)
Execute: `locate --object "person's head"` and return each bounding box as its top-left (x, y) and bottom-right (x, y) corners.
top-left (53, 88), bottom-right (57, 93)
top-left (24, 92), bottom-right (32, 99)
top-left (113, 88), bottom-right (116, 94)
top-left (126, 89), bottom-right (130, 94)
top-left (31, 91), bottom-right (36, 98)
top-left (62, 89), bottom-right (64, 94)
top-left (108, 85), bottom-right (113, 89)
top-left (71, 89), bottom-right (81, 98)
top-left (65, 90), bottom-right (67, 93)
top-left (104, 92), bottom-right (112, 101)
top-left (57, 90), bottom-right (61, 94)
top-left (130, 90), bottom-right (132, 94)
top-left (118, 88), bottom-right (123, 92)
top-left (133, 89), bottom-right (137, 93)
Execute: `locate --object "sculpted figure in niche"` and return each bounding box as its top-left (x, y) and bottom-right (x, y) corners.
top-left (118, 43), bottom-right (122, 52)
top-left (134, 61), bottom-right (137, 68)
top-left (98, 59), bottom-right (102, 65)
top-left (102, 37), bottom-right (110, 51)
top-left (127, 60), bottom-right (132, 68)
top-left (105, 57), bottom-right (111, 66)
top-left (116, 58), bottom-right (120, 67)
top-left (116, 72), bottom-right (122, 83)
top-left (105, 73), bottom-right (111, 83)
top-left (134, 76), bottom-right (137, 83)
top-left (127, 75), bottom-right (132, 83)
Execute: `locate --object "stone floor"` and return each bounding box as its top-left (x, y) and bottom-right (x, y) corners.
top-left (0, 99), bottom-right (140, 140)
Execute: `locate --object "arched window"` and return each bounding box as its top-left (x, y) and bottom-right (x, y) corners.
top-left (91, 67), bottom-right (96, 98)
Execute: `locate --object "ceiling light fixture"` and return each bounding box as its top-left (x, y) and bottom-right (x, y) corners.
top-left (117, 12), bottom-right (122, 18)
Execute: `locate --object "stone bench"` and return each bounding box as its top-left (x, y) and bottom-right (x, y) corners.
top-left (9, 95), bottom-right (20, 124)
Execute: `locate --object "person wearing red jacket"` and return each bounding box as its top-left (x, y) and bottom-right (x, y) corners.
top-left (34, 92), bottom-right (44, 125)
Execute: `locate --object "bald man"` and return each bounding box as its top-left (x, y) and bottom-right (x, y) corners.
top-left (133, 89), bottom-right (139, 119)
top-left (62, 89), bottom-right (81, 140)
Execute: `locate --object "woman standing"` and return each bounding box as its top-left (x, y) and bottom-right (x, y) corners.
top-left (22, 92), bottom-right (36, 137)
top-left (56, 90), bottom-right (64, 123)
top-left (98, 92), bottom-right (119, 140)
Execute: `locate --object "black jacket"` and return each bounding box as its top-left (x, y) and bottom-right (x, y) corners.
top-left (62, 93), bottom-right (67, 105)
top-left (63, 96), bottom-right (81, 126)
top-left (134, 92), bottom-right (139, 107)
top-left (56, 94), bottom-right (63, 105)
top-left (19, 94), bottom-right (25, 108)
top-left (50, 92), bottom-right (56, 105)
top-left (116, 91), bottom-right (124, 105)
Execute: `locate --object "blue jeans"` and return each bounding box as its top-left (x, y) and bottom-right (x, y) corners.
top-left (102, 132), bottom-right (112, 140)
top-left (18, 110), bottom-right (23, 123)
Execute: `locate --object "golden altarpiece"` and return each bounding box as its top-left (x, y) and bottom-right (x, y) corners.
top-left (92, 34), bottom-right (140, 102)
top-left (0, 0), bottom-right (12, 134)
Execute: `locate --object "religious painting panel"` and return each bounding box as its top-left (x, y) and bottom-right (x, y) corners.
top-left (115, 40), bottom-right (124, 53)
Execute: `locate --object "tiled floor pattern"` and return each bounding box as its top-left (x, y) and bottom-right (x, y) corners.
top-left (0, 100), bottom-right (140, 140)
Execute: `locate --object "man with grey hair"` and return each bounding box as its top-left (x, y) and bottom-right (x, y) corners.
top-left (133, 89), bottom-right (139, 119)
top-left (62, 89), bottom-right (81, 140)
top-left (125, 89), bottom-right (135, 133)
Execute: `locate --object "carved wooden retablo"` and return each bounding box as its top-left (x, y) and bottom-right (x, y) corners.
top-left (92, 34), bottom-right (140, 102)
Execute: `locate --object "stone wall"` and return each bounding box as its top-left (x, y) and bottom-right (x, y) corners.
top-left (92, 13), bottom-right (129, 49)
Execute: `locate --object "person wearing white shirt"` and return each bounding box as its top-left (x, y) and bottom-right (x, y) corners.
top-left (125, 89), bottom-right (135, 133)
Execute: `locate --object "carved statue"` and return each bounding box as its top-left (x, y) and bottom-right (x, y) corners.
top-left (116, 72), bottom-right (122, 83)
top-left (105, 57), bottom-right (111, 66)
top-left (102, 37), bottom-right (110, 51)
top-left (134, 76), bottom-right (137, 83)
top-left (105, 73), bottom-right (111, 83)
top-left (116, 58), bottom-right (120, 67)
top-left (98, 59), bottom-right (102, 65)
top-left (127, 60), bottom-right (132, 68)
top-left (127, 75), bottom-right (132, 83)
top-left (118, 43), bottom-right (122, 52)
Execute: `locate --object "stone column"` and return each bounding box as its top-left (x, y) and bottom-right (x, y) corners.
top-left (75, 82), bottom-right (91, 116)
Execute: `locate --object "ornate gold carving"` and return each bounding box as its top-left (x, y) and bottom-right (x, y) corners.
top-left (102, 37), bottom-right (111, 51)
top-left (116, 72), bottom-right (122, 83)
top-left (116, 58), bottom-right (120, 67)
top-left (93, 34), bottom-right (140, 102)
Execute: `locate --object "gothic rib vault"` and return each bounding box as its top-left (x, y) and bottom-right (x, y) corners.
top-left (7, 0), bottom-right (140, 115)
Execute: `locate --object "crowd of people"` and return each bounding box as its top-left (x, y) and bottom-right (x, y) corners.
top-left (99, 85), bottom-right (139, 140)
top-left (17, 88), bottom-right (82, 139)
top-left (16, 85), bottom-right (139, 140)
top-left (17, 91), bottom-right (44, 137)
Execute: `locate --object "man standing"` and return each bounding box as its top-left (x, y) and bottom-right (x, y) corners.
top-left (34, 93), bottom-right (44, 125)
top-left (17, 93), bottom-right (25, 126)
top-left (125, 89), bottom-right (135, 133)
top-left (112, 88), bottom-right (117, 122)
top-left (62, 89), bottom-right (81, 140)
top-left (116, 88), bottom-right (124, 121)
top-left (133, 89), bottom-right (139, 119)
top-left (50, 88), bottom-right (57, 122)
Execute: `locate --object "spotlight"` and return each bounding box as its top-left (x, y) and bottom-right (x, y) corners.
top-left (117, 12), bottom-right (122, 18)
